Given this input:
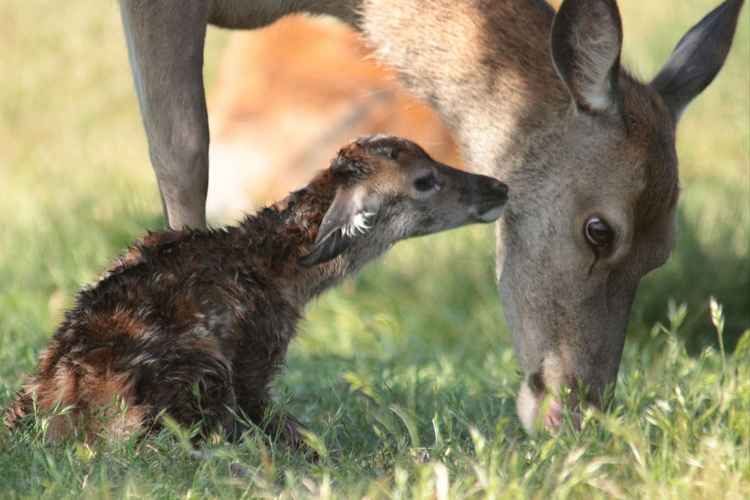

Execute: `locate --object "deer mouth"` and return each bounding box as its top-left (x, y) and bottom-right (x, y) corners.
top-left (517, 379), bottom-right (584, 432)
top-left (516, 361), bottom-right (599, 433)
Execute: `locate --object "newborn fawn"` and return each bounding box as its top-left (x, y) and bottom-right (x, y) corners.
top-left (5, 135), bottom-right (508, 445)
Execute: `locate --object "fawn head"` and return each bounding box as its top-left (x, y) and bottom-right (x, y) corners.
top-left (300, 135), bottom-right (508, 266)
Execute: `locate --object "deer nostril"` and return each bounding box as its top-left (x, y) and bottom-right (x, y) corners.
top-left (529, 370), bottom-right (546, 396)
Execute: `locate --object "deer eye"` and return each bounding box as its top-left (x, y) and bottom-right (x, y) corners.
top-left (414, 174), bottom-right (438, 192)
top-left (584, 216), bottom-right (614, 250)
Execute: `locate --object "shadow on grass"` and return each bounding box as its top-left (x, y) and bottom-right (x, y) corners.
top-left (286, 225), bottom-right (521, 454)
top-left (281, 346), bottom-right (523, 462)
top-left (631, 179), bottom-right (749, 354)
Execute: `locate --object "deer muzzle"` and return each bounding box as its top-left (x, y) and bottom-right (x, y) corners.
top-left (515, 350), bottom-right (611, 433)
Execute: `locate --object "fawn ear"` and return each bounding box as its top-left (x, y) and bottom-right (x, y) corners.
top-left (299, 187), bottom-right (375, 267)
top-left (551, 0), bottom-right (623, 114)
top-left (651, 0), bottom-right (744, 122)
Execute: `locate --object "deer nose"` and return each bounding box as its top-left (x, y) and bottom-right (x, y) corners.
top-left (518, 369), bottom-right (589, 433)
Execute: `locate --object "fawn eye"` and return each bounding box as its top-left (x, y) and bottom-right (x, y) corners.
top-left (584, 216), bottom-right (614, 250)
top-left (414, 174), bottom-right (438, 192)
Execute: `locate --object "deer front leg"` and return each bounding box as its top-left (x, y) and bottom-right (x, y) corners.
top-left (238, 393), bottom-right (316, 457)
top-left (118, 0), bottom-right (210, 229)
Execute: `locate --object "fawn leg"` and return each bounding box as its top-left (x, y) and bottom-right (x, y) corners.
top-left (237, 392), bottom-right (313, 453)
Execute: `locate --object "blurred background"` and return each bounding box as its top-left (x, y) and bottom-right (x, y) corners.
top-left (0, 0), bottom-right (747, 386)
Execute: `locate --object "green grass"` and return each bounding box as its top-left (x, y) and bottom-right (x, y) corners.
top-left (1, 0), bottom-right (748, 498)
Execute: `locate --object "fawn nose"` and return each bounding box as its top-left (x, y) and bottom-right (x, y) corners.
top-left (487, 178), bottom-right (509, 203)
top-left (474, 176), bottom-right (508, 222)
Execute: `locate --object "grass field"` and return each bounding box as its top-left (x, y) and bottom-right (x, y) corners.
top-left (1, 1), bottom-right (748, 498)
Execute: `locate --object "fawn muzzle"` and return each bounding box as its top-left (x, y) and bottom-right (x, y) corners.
top-left (473, 176), bottom-right (509, 222)
top-left (434, 162), bottom-right (509, 223)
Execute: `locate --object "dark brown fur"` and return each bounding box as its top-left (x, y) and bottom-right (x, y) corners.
top-left (5, 183), bottom-right (329, 441)
top-left (4, 136), bottom-right (508, 443)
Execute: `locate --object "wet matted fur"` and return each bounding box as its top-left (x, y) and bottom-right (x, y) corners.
top-left (4, 136), bottom-right (507, 444)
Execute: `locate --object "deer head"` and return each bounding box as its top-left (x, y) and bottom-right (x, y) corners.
top-left (501, 0), bottom-right (745, 431)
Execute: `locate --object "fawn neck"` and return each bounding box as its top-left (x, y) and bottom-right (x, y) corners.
top-left (240, 172), bottom-right (377, 308)
top-left (353, 0), bottom-right (569, 175)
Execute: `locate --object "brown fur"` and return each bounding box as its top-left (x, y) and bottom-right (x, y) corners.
top-left (5, 181), bottom-right (330, 441)
top-left (4, 136), bottom-right (507, 443)
top-left (118, 0), bottom-right (744, 431)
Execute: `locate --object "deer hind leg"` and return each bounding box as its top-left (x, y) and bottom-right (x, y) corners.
top-left (146, 349), bottom-right (239, 441)
top-left (4, 361), bottom-right (146, 442)
top-left (3, 386), bottom-right (34, 431)
top-left (118, 0), bottom-right (210, 230)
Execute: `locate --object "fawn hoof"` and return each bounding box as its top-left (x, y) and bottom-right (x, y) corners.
top-left (272, 415), bottom-right (319, 461)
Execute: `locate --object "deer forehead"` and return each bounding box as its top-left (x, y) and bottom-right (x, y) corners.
top-left (573, 79), bottom-right (677, 207)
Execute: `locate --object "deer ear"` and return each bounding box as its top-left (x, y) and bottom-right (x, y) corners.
top-left (651, 0), bottom-right (744, 123)
top-left (299, 188), bottom-right (375, 267)
top-left (551, 0), bottom-right (624, 113)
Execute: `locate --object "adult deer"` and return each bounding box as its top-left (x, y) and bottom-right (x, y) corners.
top-left (118, 0), bottom-right (745, 431)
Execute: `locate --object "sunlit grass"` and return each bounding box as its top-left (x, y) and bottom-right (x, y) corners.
top-left (0, 0), bottom-right (748, 498)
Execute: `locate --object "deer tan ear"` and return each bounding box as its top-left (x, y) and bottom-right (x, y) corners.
top-left (651, 0), bottom-right (744, 123)
top-left (551, 0), bottom-right (623, 113)
top-left (299, 187), bottom-right (374, 267)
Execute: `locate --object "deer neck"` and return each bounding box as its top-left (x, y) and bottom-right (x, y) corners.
top-left (354, 0), bottom-right (569, 176)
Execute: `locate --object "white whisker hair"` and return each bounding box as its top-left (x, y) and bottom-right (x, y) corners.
top-left (343, 211), bottom-right (374, 238)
